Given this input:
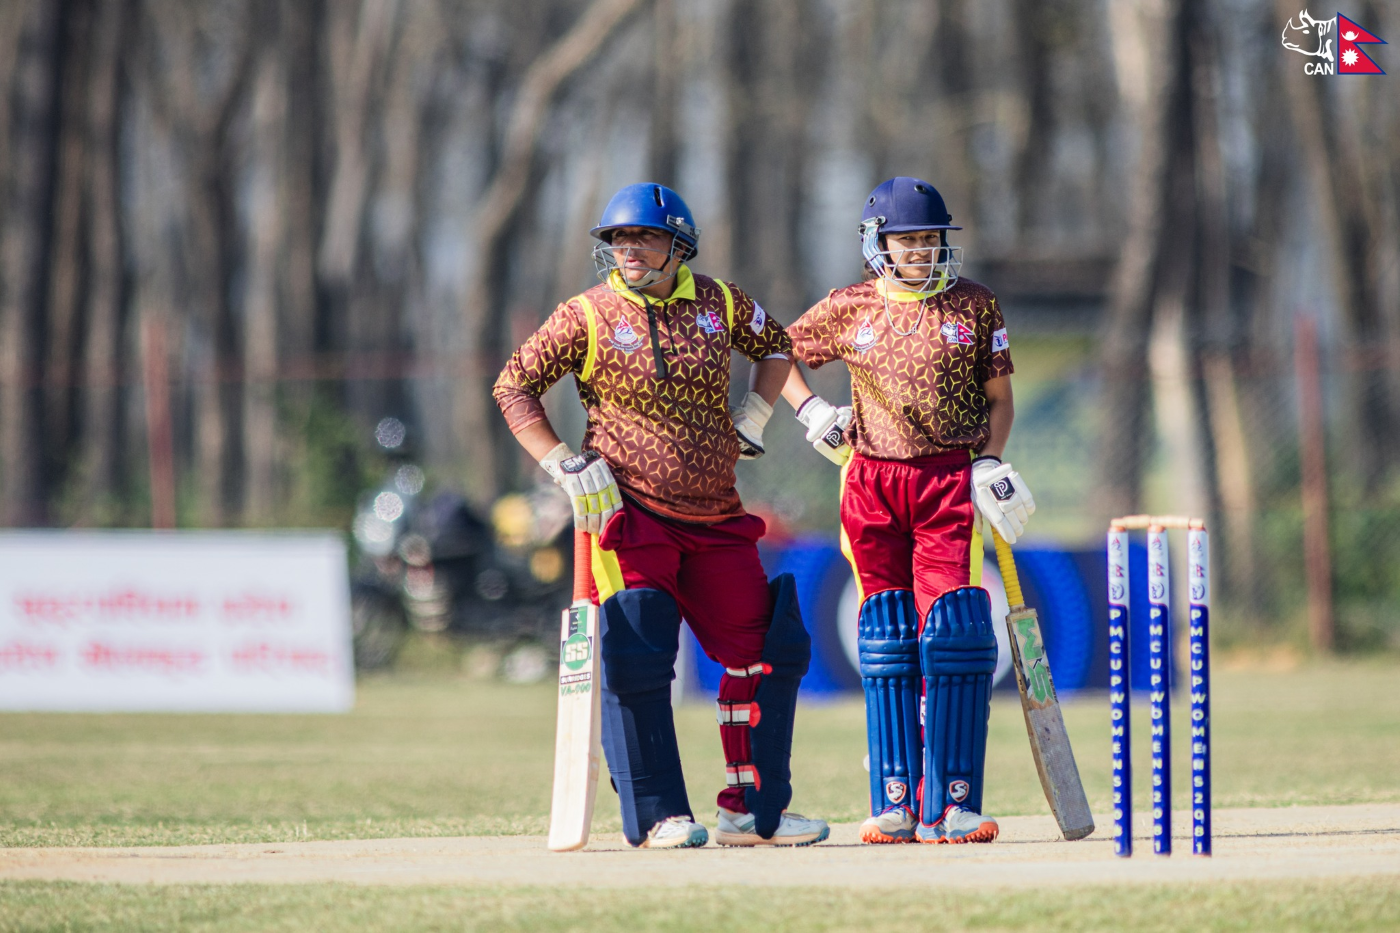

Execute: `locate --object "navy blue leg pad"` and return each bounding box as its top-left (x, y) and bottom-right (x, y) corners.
top-left (598, 587), bottom-right (691, 846)
top-left (743, 573), bottom-right (812, 838)
top-left (920, 586), bottom-right (998, 822)
top-left (858, 589), bottom-right (922, 816)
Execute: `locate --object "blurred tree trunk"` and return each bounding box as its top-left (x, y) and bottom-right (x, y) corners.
top-left (455, 0), bottom-right (643, 504)
top-left (74, 0), bottom-right (129, 522)
top-left (1276, 0), bottom-right (1397, 491)
top-left (241, 21), bottom-right (287, 523)
top-left (0, 0), bottom-right (63, 526)
top-left (43, 0), bottom-right (95, 486)
top-left (1098, 0), bottom-right (1182, 520)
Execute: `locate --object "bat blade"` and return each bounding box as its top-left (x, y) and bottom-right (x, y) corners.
top-left (547, 533), bottom-right (604, 852)
top-left (1006, 605), bottom-right (1095, 841)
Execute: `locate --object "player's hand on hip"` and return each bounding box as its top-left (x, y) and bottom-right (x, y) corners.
top-left (971, 456), bottom-right (1036, 544)
top-left (795, 395), bottom-right (853, 466)
top-left (731, 391), bottom-right (773, 460)
top-left (540, 444), bottom-right (623, 536)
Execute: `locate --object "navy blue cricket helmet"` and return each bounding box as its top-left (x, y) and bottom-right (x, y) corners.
top-left (859, 177), bottom-right (963, 291)
top-left (590, 183), bottom-right (700, 259)
top-left (861, 177), bottom-right (961, 234)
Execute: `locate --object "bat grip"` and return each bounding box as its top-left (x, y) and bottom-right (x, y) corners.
top-left (573, 530), bottom-right (593, 602)
top-left (992, 528), bottom-right (1025, 608)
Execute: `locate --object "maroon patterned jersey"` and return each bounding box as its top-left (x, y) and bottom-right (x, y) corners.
top-left (786, 277), bottom-right (1013, 459)
top-left (494, 266), bottom-right (791, 523)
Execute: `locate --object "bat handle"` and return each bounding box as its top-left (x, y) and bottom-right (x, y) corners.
top-left (573, 529), bottom-right (593, 602)
top-left (992, 528), bottom-right (1025, 608)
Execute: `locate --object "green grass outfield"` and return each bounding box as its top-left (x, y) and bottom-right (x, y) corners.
top-left (2, 661), bottom-right (1399, 847)
top-left (1, 878), bottom-right (1398, 932)
top-left (1, 661), bottom-right (1398, 930)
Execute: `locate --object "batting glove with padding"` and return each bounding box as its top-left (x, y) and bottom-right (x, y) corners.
top-left (731, 391), bottom-right (773, 460)
top-left (541, 444), bottom-right (623, 536)
top-left (795, 395), bottom-right (853, 466)
top-left (970, 455), bottom-right (1035, 544)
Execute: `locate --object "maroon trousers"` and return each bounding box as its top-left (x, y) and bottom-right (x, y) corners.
top-left (596, 503), bottom-right (774, 813)
top-left (840, 450), bottom-right (982, 626)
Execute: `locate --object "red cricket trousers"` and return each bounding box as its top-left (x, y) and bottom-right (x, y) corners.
top-left (595, 502), bottom-right (775, 812)
top-left (840, 450), bottom-right (982, 625)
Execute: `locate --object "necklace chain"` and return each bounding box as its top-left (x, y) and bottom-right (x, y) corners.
top-left (881, 286), bottom-right (933, 338)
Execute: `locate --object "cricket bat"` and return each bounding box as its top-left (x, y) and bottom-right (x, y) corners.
top-left (547, 529), bottom-right (604, 851)
top-left (992, 529), bottom-right (1095, 841)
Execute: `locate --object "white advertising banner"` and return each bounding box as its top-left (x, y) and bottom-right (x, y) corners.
top-left (0, 531), bottom-right (354, 712)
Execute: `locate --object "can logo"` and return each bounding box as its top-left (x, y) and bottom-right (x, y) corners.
top-left (853, 317), bottom-right (876, 351)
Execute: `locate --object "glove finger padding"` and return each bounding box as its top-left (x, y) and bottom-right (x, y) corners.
top-left (796, 396), bottom-right (853, 466)
top-left (970, 458), bottom-right (1034, 545)
top-left (732, 392), bottom-right (772, 460)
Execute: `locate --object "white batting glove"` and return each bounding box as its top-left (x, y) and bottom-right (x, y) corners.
top-left (540, 443), bottom-right (623, 536)
top-left (971, 455), bottom-right (1035, 544)
top-left (731, 391), bottom-right (773, 460)
top-left (795, 395), bottom-right (853, 466)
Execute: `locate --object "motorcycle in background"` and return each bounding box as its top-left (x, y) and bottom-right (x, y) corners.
top-left (349, 417), bottom-right (574, 672)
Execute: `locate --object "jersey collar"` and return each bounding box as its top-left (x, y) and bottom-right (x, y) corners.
top-left (608, 264), bottom-right (697, 306)
top-left (876, 276), bottom-right (946, 303)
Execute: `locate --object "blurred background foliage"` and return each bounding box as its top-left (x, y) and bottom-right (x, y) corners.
top-left (0, 0), bottom-right (1397, 652)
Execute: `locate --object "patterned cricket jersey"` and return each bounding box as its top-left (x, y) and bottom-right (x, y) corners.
top-left (493, 265), bottom-right (791, 523)
top-left (786, 277), bottom-right (1013, 459)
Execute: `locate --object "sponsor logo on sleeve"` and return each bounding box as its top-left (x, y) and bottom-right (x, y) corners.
top-left (992, 328), bottom-right (1010, 352)
top-left (751, 302), bottom-right (767, 334)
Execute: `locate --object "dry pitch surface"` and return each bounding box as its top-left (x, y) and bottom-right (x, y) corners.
top-left (3, 804), bottom-right (1397, 889)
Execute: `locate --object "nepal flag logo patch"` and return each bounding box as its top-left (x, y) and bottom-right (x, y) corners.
top-left (1282, 10), bottom-right (1386, 75)
top-left (940, 319), bottom-right (976, 346)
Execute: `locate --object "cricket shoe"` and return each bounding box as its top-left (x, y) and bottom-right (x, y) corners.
top-left (859, 806), bottom-right (917, 844)
top-left (641, 816), bottom-right (709, 849)
top-left (714, 808), bottom-right (830, 847)
top-left (916, 804), bottom-right (999, 844)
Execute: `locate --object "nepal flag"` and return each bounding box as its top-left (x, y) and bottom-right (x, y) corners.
top-left (1337, 14), bottom-right (1385, 74)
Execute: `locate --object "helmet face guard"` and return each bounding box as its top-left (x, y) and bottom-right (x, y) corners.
top-left (860, 219), bottom-right (963, 294)
top-left (590, 183), bottom-right (700, 290)
top-left (860, 177), bottom-right (963, 294)
top-left (592, 236), bottom-right (690, 289)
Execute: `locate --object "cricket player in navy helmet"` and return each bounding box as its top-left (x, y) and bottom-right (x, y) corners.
top-left (780, 177), bottom-right (1035, 844)
top-left (494, 183), bottom-right (829, 849)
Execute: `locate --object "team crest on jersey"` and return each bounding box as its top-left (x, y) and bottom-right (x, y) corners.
top-left (611, 317), bottom-right (645, 353)
top-left (852, 317), bottom-right (876, 351)
top-left (940, 320), bottom-right (976, 346)
top-left (696, 308), bottom-right (724, 335)
top-left (751, 302), bottom-right (767, 334)
top-left (885, 779), bottom-right (908, 804)
top-left (949, 780), bottom-right (970, 803)
top-left (992, 327), bottom-right (1010, 352)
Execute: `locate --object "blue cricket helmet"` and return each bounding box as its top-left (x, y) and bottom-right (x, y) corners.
top-left (859, 177), bottom-right (963, 292)
top-left (861, 177), bottom-right (962, 234)
top-left (590, 183), bottom-right (700, 260)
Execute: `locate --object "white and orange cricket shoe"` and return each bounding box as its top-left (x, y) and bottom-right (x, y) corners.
top-left (915, 804), bottom-right (999, 844)
top-left (859, 806), bottom-right (917, 844)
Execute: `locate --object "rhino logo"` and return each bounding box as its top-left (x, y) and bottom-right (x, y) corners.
top-left (1282, 10), bottom-right (1334, 62)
